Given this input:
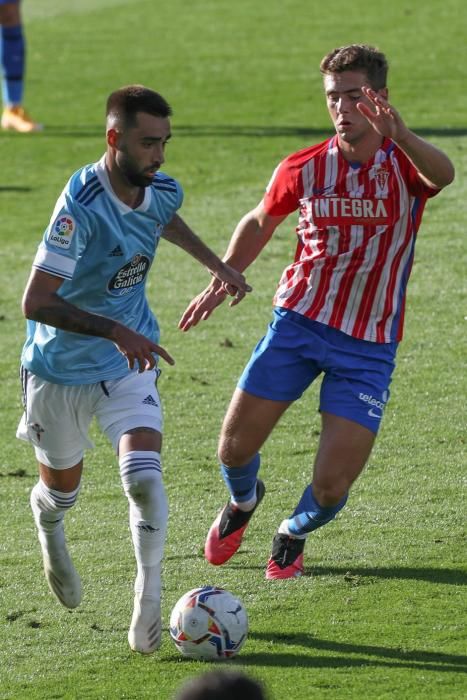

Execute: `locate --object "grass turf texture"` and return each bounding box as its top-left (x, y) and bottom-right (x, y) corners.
top-left (0, 0), bottom-right (466, 698)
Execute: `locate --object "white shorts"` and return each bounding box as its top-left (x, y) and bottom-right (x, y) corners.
top-left (16, 368), bottom-right (163, 469)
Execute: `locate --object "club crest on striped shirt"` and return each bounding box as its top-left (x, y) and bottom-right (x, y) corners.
top-left (371, 164), bottom-right (390, 191)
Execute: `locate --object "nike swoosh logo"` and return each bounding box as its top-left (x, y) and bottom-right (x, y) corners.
top-left (368, 408), bottom-right (382, 418)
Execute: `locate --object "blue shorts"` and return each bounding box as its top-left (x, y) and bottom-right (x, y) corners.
top-left (238, 308), bottom-right (398, 434)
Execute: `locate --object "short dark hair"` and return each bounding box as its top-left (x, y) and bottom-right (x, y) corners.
top-left (320, 44), bottom-right (388, 90)
top-left (175, 670), bottom-right (267, 700)
top-left (106, 85), bottom-right (172, 129)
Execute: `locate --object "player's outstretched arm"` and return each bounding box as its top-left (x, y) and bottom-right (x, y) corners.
top-left (357, 87), bottom-right (455, 189)
top-left (178, 277), bottom-right (227, 331)
top-left (178, 202), bottom-right (287, 331)
top-left (162, 213), bottom-right (252, 305)
top-left (22, 268), bottom-right (174, 372)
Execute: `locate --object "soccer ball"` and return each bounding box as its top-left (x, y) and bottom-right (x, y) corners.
top-left (169, 586), bottom-right (248, 660)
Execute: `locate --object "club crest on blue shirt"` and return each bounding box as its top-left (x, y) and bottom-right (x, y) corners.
top-left (48, 214), bottom-right (76, 249)
top-left (108, 253), bottom-right (151, 296)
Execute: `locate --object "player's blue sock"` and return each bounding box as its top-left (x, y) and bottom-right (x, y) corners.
top-left (279, 484), bottom-right (348, 538)
top-left (221, 454), bottom-right (260, 511)
top-left (1, 24), bottom-right (25, 106)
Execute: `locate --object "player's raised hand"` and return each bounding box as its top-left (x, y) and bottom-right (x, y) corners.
top-left (179, 278), bottom-right (228, 331)
top-left (357, 86), bottom-right (410, 143)
top-left (111, 324), bottom-right (175, 372)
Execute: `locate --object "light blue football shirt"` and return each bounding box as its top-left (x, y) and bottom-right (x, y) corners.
top-left (21, 156), bottom-right (183, 384)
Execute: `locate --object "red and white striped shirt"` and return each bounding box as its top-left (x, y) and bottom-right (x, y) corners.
top-left (263, 136), bottom-right (439, 343)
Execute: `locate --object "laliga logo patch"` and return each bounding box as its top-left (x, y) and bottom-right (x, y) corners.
top-left (48, 215), bottom-right (76, 249)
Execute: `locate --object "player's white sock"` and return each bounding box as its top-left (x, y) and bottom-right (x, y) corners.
top-left (231, 492), bottom-right (258, 512)
top-left (278, 519), bottom-right (307, 539)
top-left (119, 451), bottom-right (167, 594)
top-left (120, 451), bottom-right (167, 653)
top-left (30, 479), bottom-right (81, 608)
top-left (30, 479), bottom-right (80, 545)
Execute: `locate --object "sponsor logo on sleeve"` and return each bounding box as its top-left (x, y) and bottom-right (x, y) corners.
top-left (48, 215), bottom-right (76, 249)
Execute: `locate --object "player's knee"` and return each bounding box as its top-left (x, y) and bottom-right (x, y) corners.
top-left (119, 451), bottom-right (165, 509)
top-left (125, 478), bottom-right (146, 503)
top-left (125, 473), bottom-right (159, 507)
top-left (31, 480), bottom-right (81, 524)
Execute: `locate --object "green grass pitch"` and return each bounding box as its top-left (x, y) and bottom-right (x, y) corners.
top-left (0, 0), bottom-right (466, 698)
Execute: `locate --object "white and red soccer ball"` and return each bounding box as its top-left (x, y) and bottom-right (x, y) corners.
top-left (169, 586), bottom-right (248, 660)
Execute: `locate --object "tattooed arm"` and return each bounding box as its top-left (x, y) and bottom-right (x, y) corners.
top-left (21, 269), bottom-right (174, 371)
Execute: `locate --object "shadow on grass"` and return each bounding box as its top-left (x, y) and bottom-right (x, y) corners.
top-left (11, 125), bottom-right (467, 139)
top-left (176, 125), bottom-right (467, 139)
top-left (164, 638), bottom-right (467, 673)
top-left (0, 186), bottom-right (33, 193)
top-left (313, 565), bottom-right (466, 586)
top-left (222, 560), bottom-right (467, 586)
top-left (166, 550), bottom-right (466, 585)
top-left (238, 653), bottom-right (466, 673)
top-left (246, 632), bottom-right (467, 669)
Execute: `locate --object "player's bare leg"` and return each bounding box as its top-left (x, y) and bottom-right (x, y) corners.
top-left (311, 412), bottom-right (375, 505)
top-left (218, 389), bottom-right (292, 467)
top-left (30, 461), bottom-right (82, 608)
top-left (267, 413), bottom-right (375, 578)
top-left (120, 428), bottom-right (167, 654)
top-left (205, 389), bottom-right (292, 565)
